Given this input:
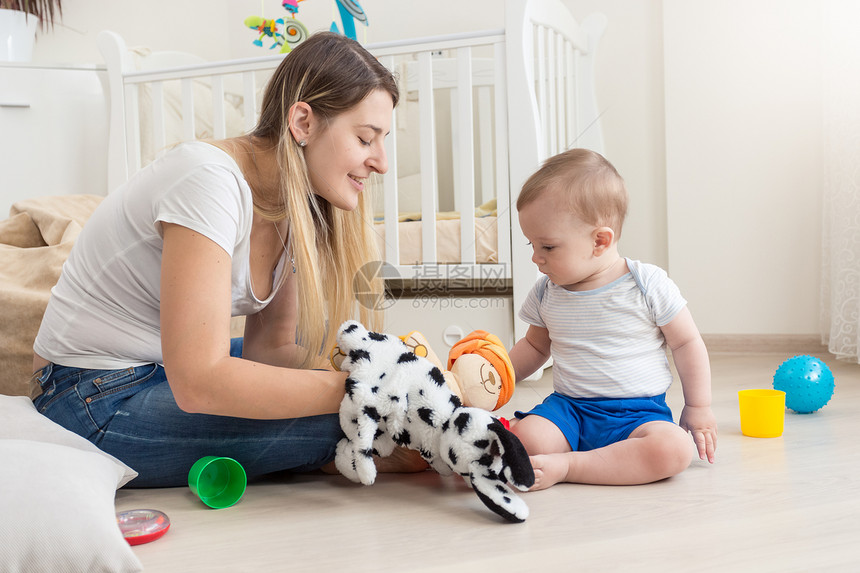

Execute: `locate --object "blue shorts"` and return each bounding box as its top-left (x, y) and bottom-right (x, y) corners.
top-left (515, 392), bottom-right (674, 451)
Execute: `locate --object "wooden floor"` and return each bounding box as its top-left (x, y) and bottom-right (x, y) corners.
top-left (116, 352), bottom-right (860, 572)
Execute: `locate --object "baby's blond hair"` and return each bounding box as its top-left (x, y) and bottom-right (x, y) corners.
top-left (517, 149), bottom-right (628, 239)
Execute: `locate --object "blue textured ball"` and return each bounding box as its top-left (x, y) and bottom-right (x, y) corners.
top-left (773, 355), bottom-right (835, 414)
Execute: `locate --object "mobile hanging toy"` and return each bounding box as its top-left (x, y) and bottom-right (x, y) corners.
top-left (282, 0), bottom-right (301, 15)
top-left (280, 0), bottom-right (311, 49)
top-left (245, 0), bottom-right (369, 52)
top-left (330, 0), bottom-right (368, 41)
top-left (244, 16), bottom-right (286, 51)
top-left (244, 0), bottom-right (310, 53)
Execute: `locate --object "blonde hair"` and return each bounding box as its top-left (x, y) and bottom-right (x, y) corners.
top-left (517, 149), bottom-right (628, 238)
top-left (251, 32), bottom-right (398, 367)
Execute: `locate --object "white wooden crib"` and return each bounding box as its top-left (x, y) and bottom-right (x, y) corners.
top-left (97, 0), bottom-right (606, 354)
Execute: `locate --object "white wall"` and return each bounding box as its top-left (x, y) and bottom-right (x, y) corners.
top-left (567, 1), bottom-right (827, 337)
top-left (29, 0), bottom-right (831, 337)
top-left (663, 0), bottom-right (823, 335)
top-left (564, 0), bottom-right (668, 270)
top-left (33, 0), bottom-right (234, 63)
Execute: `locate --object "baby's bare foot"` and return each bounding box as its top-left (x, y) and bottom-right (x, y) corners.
top-left (375, 446), bottom-right (429, 474)
top-left (529, 454), bottom-right (568, 490)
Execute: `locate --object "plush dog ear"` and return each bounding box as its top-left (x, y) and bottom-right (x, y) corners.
top-left (487, 419), bottom-right (535, 491)
top-left (471, 482), bottom-right (528, 523)
top-left (466, 419), bottom-right (534, 523)
top-left (438, 412), bottom-right (533, 523)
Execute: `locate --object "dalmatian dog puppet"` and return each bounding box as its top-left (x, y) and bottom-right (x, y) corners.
top-left (331, 320), bottom-right (535, 523)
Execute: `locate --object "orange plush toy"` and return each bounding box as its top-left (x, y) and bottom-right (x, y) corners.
top-left (399, 330), bottom-right (515, 411)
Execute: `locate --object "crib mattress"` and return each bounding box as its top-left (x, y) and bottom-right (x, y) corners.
top-left (374, 216), bottom-right (499, 265)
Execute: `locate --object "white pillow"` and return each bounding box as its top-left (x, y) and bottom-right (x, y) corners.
top-left (0, 395), bottom-right (138, 484)
top-left (0, 395), bottom-right (142, 572)
top-left (0, 441), bottom-right (143, 572)
top-left (0, 395), bottom-right (138, 486)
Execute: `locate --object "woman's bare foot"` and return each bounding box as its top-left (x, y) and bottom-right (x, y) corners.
top-left (321, 447), bottom-right (428, 476)
top-left (529, 454), bottom-right (569, 490)
top-left (375, 446), bottom-right (429, 473)
top-left (320, 461), bottom-right (340, 475)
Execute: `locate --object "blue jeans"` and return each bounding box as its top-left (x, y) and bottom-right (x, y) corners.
top-left (32, 339), bottom-right (343, 487)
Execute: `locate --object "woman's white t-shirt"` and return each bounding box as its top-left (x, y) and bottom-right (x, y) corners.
top-left (34, 142), bottom-right (288, 370)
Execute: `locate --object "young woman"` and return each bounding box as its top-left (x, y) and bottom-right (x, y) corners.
top-left (30, 32), bottom-right (423, 487)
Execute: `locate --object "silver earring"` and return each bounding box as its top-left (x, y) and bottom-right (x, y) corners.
top-left (299, 140), bottom-right (307, 147)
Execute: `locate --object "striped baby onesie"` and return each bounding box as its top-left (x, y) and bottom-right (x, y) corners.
top-left (519, 258), bottom-right (686, 398)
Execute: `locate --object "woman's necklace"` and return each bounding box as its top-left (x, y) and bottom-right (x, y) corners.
top-left (249, 138), bottom-right (296, 274)
top-left (274, 221), bottom-right (297, 274)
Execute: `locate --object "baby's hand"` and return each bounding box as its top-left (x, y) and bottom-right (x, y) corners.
top-left (679, 405), bottom-right (717, 463)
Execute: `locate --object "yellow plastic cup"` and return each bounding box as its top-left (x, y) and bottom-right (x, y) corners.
top-left (188, 456), bottom-right (246, 509)
top-left (738, 389), bottom-right (786, 438)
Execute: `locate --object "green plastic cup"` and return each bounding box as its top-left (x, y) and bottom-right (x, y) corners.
top-left (188, 456), bottom-right (247, 509)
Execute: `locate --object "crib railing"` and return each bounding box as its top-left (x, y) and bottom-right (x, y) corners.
top-left (372, 31), bottom-right (509, 283)
top-left (98, 0), bottom-right (605, 319)
top-left (506, 0), bottom-right (606, 340)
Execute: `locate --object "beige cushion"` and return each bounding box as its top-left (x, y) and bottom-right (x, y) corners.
top-left (0, 195), bottom-right (103, 396)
